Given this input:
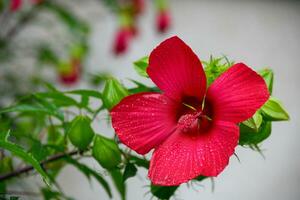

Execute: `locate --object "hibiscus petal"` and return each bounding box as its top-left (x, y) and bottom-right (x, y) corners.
top-left (147, 36), bottom-right (206, 102)
top-left (148, 121), bottom-right (239, 186)
top-left (111, 92), bottom-right (178, 155)
top-left (206, 63), bottom-right (270, 123)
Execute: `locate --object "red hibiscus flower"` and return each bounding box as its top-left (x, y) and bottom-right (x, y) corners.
top-left (113, 27), bottom-right (132, 55)
top-left (156, 10), bottom-right (170, 33)
top-left (10, 0), bottom-right (22, 12)
top-left (111, 36), bottom-right (269, 186)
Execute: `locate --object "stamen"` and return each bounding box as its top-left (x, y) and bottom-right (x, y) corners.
top-left (182, 102), bottom-right (197, 111)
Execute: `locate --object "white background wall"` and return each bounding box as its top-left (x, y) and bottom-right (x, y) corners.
top-left (12, 0), bottom-right (300, 199)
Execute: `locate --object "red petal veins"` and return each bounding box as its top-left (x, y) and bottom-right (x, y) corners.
top-left (147, 36), bottom-right (206, 102)
top-left (111, 92), bottom-right (178, 155)
top-left (206, 63), bottom-right (270, 123)
top-left (148, 121), bottom-right (239, 186)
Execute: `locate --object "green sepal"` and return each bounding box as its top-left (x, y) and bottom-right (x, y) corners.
top-left (259, 68), bottom-right (274, 94)
top-left (239, 121), bottom-right (272, 146)
top-left (133, 56), bottom-right (149, 77)
top-left (102, 78), bottom-right (129, 110)
top-left (150, 184), bottom-right (178, 200)
top-left (242, 111), bottom-right (263, 132)
top-left (261, 97), bottom-right (289, 121)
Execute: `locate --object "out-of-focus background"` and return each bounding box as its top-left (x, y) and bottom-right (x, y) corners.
top-left (1, 0), bottom-right (300, 199)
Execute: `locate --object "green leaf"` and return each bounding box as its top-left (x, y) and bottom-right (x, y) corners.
top-left (128, 80), bottom-right (159, 94)
top-left (110, 169), bottom-right (126, 200)
top-left (42, 1), bottom-right (89, 35)
top-left (0, 104), bottom-right (64, 121)
top-left (261, 97), bottom-right (289, 121)
top-left (123, 163), bottom-right (137, 182)
top-left (133, 56), bottom-right (149, 77)
top-left (239, 121), bottom-right (272, 146)
top-left (66, 90), bottom-right (102, 99)
top-left (150, 184), bottom-right (178, 200)
top-left (102, 78), bottom-right (129, 110)
top-left (92, 135), bottom-right (121, 170)
top-left (64, 157), bottom-right (112, 198)
top-left (0, 131), bottom-right (51, 186)
top-left (259, 69), bottom-right (274, 94)
top-left (67, 116), bottom-right (95, 150)
top-left (242, 111), bottom-right (263, 132)
top-left (37, 45), bottom-right (59, 66)
top-left (35, 92), bottom-right (79, 108)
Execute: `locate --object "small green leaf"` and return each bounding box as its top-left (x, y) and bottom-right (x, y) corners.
top-left (102, 78), bottom-right (129, 110)
top-left (67, 115), bottom-right (95, 150)
top-left (65, 157), bottom-right (112, 198)
top-left (239, 121), bottom-right (272, 146)
top-left (133, 56), bottom-right (149, 77)
top-left (150, 184), bottom-right (178, 200)
top-left (0, 131), bottom-right (51, 186)
top-left (259, 69), bottom-right (274, 94)
top-left (110, 169), bottom-right (126, 200)
top-left (242, 111), bottom-right (263, 132)
top-left (92, 135), bottom-right (121, 170)
top-left (123, 163), bottom-right (137, 182)
top-left (261, 97), bottom-right (289, 121)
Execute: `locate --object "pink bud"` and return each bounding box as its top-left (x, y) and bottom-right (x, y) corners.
top-left (156, 10), bottom-right (171, 33)
top-left (113, 28), bottom-right (131, 55)
top-left (10, 0), bottom-right (22, 12)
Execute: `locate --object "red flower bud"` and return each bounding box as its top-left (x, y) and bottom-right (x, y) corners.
top-left (156, 10), bottom-right (171, 33)
top-left (58, 59), bottom-right (81, 85)
top-left (113, 27), bottom-right (131, 55)
top-left (10, 0), bottom-right (22, 12)
top-left (132, 0), bottom-right (145, 15)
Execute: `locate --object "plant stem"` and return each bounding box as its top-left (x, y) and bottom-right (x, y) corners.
top-left (0, 149), bottom-right (80, 182)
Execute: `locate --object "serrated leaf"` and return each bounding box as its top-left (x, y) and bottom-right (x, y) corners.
top-left (239, 121), bottom-right (272, 146)
top-left (259, 69), bottom-right (273, 94)
top-left (133, 56), bottom-right (149, 77)
top-left (150, 184), bottom-right (178, 200)
top-left (64, 157), bottom-right (112, 198)
top-left (102, 78), bottom-right (129, 110)
top-left (261, 97), bottom-right (289, 121)
top-left (123, 163), bottom-right (137, 182)
top-left (0, 131), bottom-right (51, 186)
top-left (110, 169), bottom-right (126, 200)
top-left (242, 111), bottom-right (263, 132)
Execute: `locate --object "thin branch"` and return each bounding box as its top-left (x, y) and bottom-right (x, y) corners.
top-left (0, 149), bottom-right (80, 182)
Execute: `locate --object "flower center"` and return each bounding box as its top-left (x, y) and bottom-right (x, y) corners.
top-left (176, 96), bottom-right (213, 134)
